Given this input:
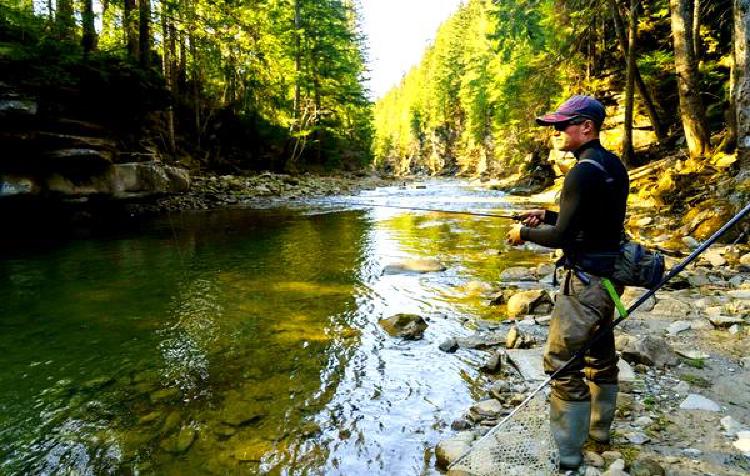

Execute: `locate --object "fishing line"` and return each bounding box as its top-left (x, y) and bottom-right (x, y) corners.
top-left (312, 200), bottom-right (526, 221)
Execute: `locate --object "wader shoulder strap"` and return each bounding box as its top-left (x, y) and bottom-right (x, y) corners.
top-left (578, 158), bottom-right (614, 184)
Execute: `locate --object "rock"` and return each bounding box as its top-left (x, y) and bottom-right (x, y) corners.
top-left (601, 451), bottom-right (622, 467)
top-left (506, 290), bottom-right (552, 318)
top-left (455, 333), bottom-right (505, 350)
top-left (379, 314), bottom-right (428, 340)
top-left (480, 351), bottom-right (505, 374)
top-left (82, 375), bottom-right (114, 391)
top-left (609, 459), bottom-right (626, 471)
top-left (0, 176), bottom-right (38, 197)
top-left (740, 253), bottom-right (750, 267)
top-left (161, 410), bottom-right (182, 435)
top-left (667, 320), bottom-right (692, 336)
top-left (651, 297), bottom-right (692, 316)
top-left (221, 402), bottom-right (266, 426)
top-left (675, 349), bottom-right (709, 360)
top-left (383, 258), bottom-right (446, 274)
top-left (682, 236), bottom-right (700, 249)
top-left (682, 448), bottom-right (702, 457)
top-left (583, 467), bottom-right (602, 476)
top-left (734, 438), bottom-right (750, 454)
top-left (439, 338), bottom-right (459, 353)
top-left (584, 451), bottom-right (605, 467)
top-left (709, 315), bottom-right (745, 328)
top-left (159, 427), bottom-right (196, 453)
top-left (451, 418), bottom-right (472, 431)
top-left (703, 249), bottom-right (727, 267)
top-left (630, 458), bottom-right (665, 476)
top-left (634, 415), bottom-right (653, 426)
top-left (505, 348), bottom-right (546, 382)
top-left (435, 432), bottom-right (474, 469)
top-left (679, 394), bottom-right (720, 411)
top-left (729, 324), bottom-right (743, 335)
top-left (150, 387), bottom-right (182, 404)
top-left (469, 399), bottom-right (505, 420)
top-left (112, 163), bottom-right (190, 197)
top-left (674, 381), bottom-right (690, 394)
top-left (619, 335), bottom-right (678, 367)
top-left (728, 289), bottom-right (750, 299)
top-left (499, 266), bottom-right (536, 282)
top-left (626, 431), bottom-right (651, 444)
top-left (622, 287), bottom-right (656, 311)
top-left (720, 415), bottom-right (744, 436)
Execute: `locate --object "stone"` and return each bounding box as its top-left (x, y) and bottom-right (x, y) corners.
top-left (379, 314), bottom-right (428, 340)
top-left (630, 457), bottom-right (665, 476)
top-left (160, 427), bottom-right (196, 453)
top-left (439, 338), bottom-right (459, 353)
top-left (740, 253), bottom-right (750, 267)
top-left (584, 451), bottom-right (605, 467)
top-left (619, 335), bottom-right (678, 367)
top-left (455, 333), bottom-right (505, 350)
top-left (675, 349), bottom-right (709, 360)
top-left (480, 351), bottom-right (505, 374)
top-left (617, 360), bottom-right (637, 393)
top-left (682, 448), bottom-right (702, 457)
top-left (505, 325), bottom-right (519, 348)
top-left (221, 402), bottom-right (266, 427)
top-left (728, 289), bottom-right (750, 299)
top-left (435, 432), bottom-right (474, 469)
top-left (469, 399), bottom-right (505, 419)
top-left (709, 315), bottom-right (745, 328)
top-left (679, 394), bottom-right (720, 411)
top-left (720, 415), bottom-right (744, 435)
top-left (499, 266), bottom-right (536, 282)
top-left (682, 236), bottom-right (700, 249)
top-left (651, 297), bottom-right (692, 316)
top-left (634, 415), bottom-right (653, 426)
top-left (729, 324), bottom-right (743, 335)
top-left (667, 321), bottom-right (692, 336)
top-left (626, 431), bottom-right (651, 444)
top-left (112, 163), bottom-right (190, 197)
top-left (506, 290), bottom-right (552, 317)
top-left (383, 258), bottom-right (446, 274)
top-left (674, 381), bottom-right (690, 394)
top-left (734, 438), bottom-right (750, 454)
top-left (150, 387), bottom-right (182, 404)
top-left (0, 176), bottom-right (38, 197)
top-left (601, 451), bottom-right (623, 466)
top-left (451, 418), bottom-right (472, 431)
top-left (583, 467), bottom-right (602, 476)
top-left (505, 348), bottom-right (546, 382)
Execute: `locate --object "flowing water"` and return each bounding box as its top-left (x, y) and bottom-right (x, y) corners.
top-left (0, 180), bottom-right (548, 475)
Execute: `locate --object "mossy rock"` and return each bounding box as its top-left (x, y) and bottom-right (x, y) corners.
top-left (159, 427), bottom-right (196, 454)
top-left (379, 314), bottom-right (428, 340)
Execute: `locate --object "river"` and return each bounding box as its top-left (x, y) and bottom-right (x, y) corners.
top-left (0, 179), bottom-right (547, 475)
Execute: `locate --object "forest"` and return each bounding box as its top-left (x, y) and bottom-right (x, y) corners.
top-left (0, 0), bottom-right (373, 173)
top-left (374, 0), bottom-right (749, 179)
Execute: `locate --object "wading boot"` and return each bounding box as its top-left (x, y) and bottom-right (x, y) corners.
top-left (588, 383), bottom-right (618, 444)
top-left (550, 395), bottom-right (591, 470)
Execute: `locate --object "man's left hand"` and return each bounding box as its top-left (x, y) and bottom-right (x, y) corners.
top-left (506, 224), bottom-right (525, 246)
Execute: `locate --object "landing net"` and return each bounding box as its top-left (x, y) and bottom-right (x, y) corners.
top-left (449, 391), bottom-right (558, 476)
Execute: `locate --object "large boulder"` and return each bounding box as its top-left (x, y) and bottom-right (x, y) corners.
top-left (617, 335), bottom-right (678, 367)
top-left (506, 290), bottom-right (552, 318)
top-left (435, 432), bottom-right (474, 469)
top-left (112, 163), bottom-right (190, 197)
top-left (379, 314), bottom-right (428, 340)
top-left (499, 266), bottom-right (536, 282)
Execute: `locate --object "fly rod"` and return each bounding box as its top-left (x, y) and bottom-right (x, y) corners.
top-left (321, 201), bottom-right (526, 221)
top-left (451, 200), bottom-right (750, 469)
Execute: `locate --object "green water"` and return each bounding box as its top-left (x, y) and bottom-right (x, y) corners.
top-left (0, 182), bottom-right (546, 475)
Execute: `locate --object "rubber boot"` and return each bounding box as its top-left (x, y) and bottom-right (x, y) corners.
top-left (588, 383), bottom-right (618, 443)
top-left (550, 395), bottom-right (591, 470)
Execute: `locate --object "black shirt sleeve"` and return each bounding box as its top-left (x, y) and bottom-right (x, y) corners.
top-left (544, 210), bottom-right (558, 225)
top-left (520, 164), bottom-right (594, 248)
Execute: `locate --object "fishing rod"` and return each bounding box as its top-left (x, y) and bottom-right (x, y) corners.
top-left (321, 201), bottom-right (526, 221)
top-left (451, 200), bottom-right (750, 469)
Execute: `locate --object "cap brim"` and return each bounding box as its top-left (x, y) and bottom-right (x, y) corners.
top-left (535, 113), bottom-right (575, 126)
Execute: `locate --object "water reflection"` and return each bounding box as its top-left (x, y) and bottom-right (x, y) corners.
top-left (0, 180), bottom-right (548, 475)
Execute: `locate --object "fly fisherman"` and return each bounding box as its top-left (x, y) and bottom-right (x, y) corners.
top-left (506, 95), bottom-right (629, 470)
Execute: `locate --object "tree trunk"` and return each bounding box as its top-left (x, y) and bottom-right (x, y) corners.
top-left (161, 6), bottom-right (176, 154)
top-left (669, 0), bottom-right (711, 158)
top-left (124, 0), bottom-right (139, 59)
top-left (294, 0), bottom-right (302, 121)
top-left (692, 0), bottom-right (701, 61)
top-left (139, 0), bottom-right (151, 66)
top-left (81, 0), bottom-right (97, 54)
top-left (735, 0), bottom-right (750, 165)
top-left (608, 0), bottom-right (666, 141)
top-left (55, 0), bottom-right (75, 40)
top-left (623, 0), bottom-right (638, 165)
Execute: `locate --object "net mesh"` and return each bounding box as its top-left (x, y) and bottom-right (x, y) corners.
top-left (450, 392), bottom-right (558, 476)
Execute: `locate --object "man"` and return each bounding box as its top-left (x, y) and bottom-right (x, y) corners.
top-left (506, 95), bottom-right (629, 470)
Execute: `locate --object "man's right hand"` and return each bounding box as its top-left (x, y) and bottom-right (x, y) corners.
top-left (521, 209), bottom-right (545, 227)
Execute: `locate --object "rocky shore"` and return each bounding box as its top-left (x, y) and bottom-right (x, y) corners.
top-left (417, 244), bottom-right (750, 475)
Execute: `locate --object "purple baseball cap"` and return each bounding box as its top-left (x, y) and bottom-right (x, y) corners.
top-left (536, 95), bottom-right (605, 128)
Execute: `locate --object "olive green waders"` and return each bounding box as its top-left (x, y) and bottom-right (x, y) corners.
top-left (544, 271), bottom-right (623, 468)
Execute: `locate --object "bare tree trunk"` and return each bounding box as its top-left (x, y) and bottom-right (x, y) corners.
top-left (190, 31), bottom-right (200, 146)
top-left (124, 0), bottom-right (139, 59)
top-left (162, 5), bottom-right (176, 154)
top-left (692, 0), bottom-right (701, 61)
top-left (294, 0), bottom-right (302, 120)
top-left (81, 0), bottom-right (97, 54)
top-left (139, 0), bottom-right (151, 66)
top-left (670, 0), bottom-right (711, 158)
top-left (608, 0), bottom-right (666, 141)
top-left (623, 0), bottom-right (638, 165)
top-left (734, 0), bottom-right (750, 164)
top-left (55, 0), bottom-right (75, 40)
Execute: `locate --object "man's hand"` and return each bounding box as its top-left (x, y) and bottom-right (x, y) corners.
top-left (506, 224), bottom-right (525, 246)
top-left (521, 209), bottom-right (546, 228)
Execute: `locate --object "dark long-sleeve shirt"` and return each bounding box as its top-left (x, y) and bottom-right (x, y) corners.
top-left (520, 139), bottom-right (629, 256)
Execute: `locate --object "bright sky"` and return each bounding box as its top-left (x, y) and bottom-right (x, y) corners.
top-left (361, 0), bottom-right (464, 99)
